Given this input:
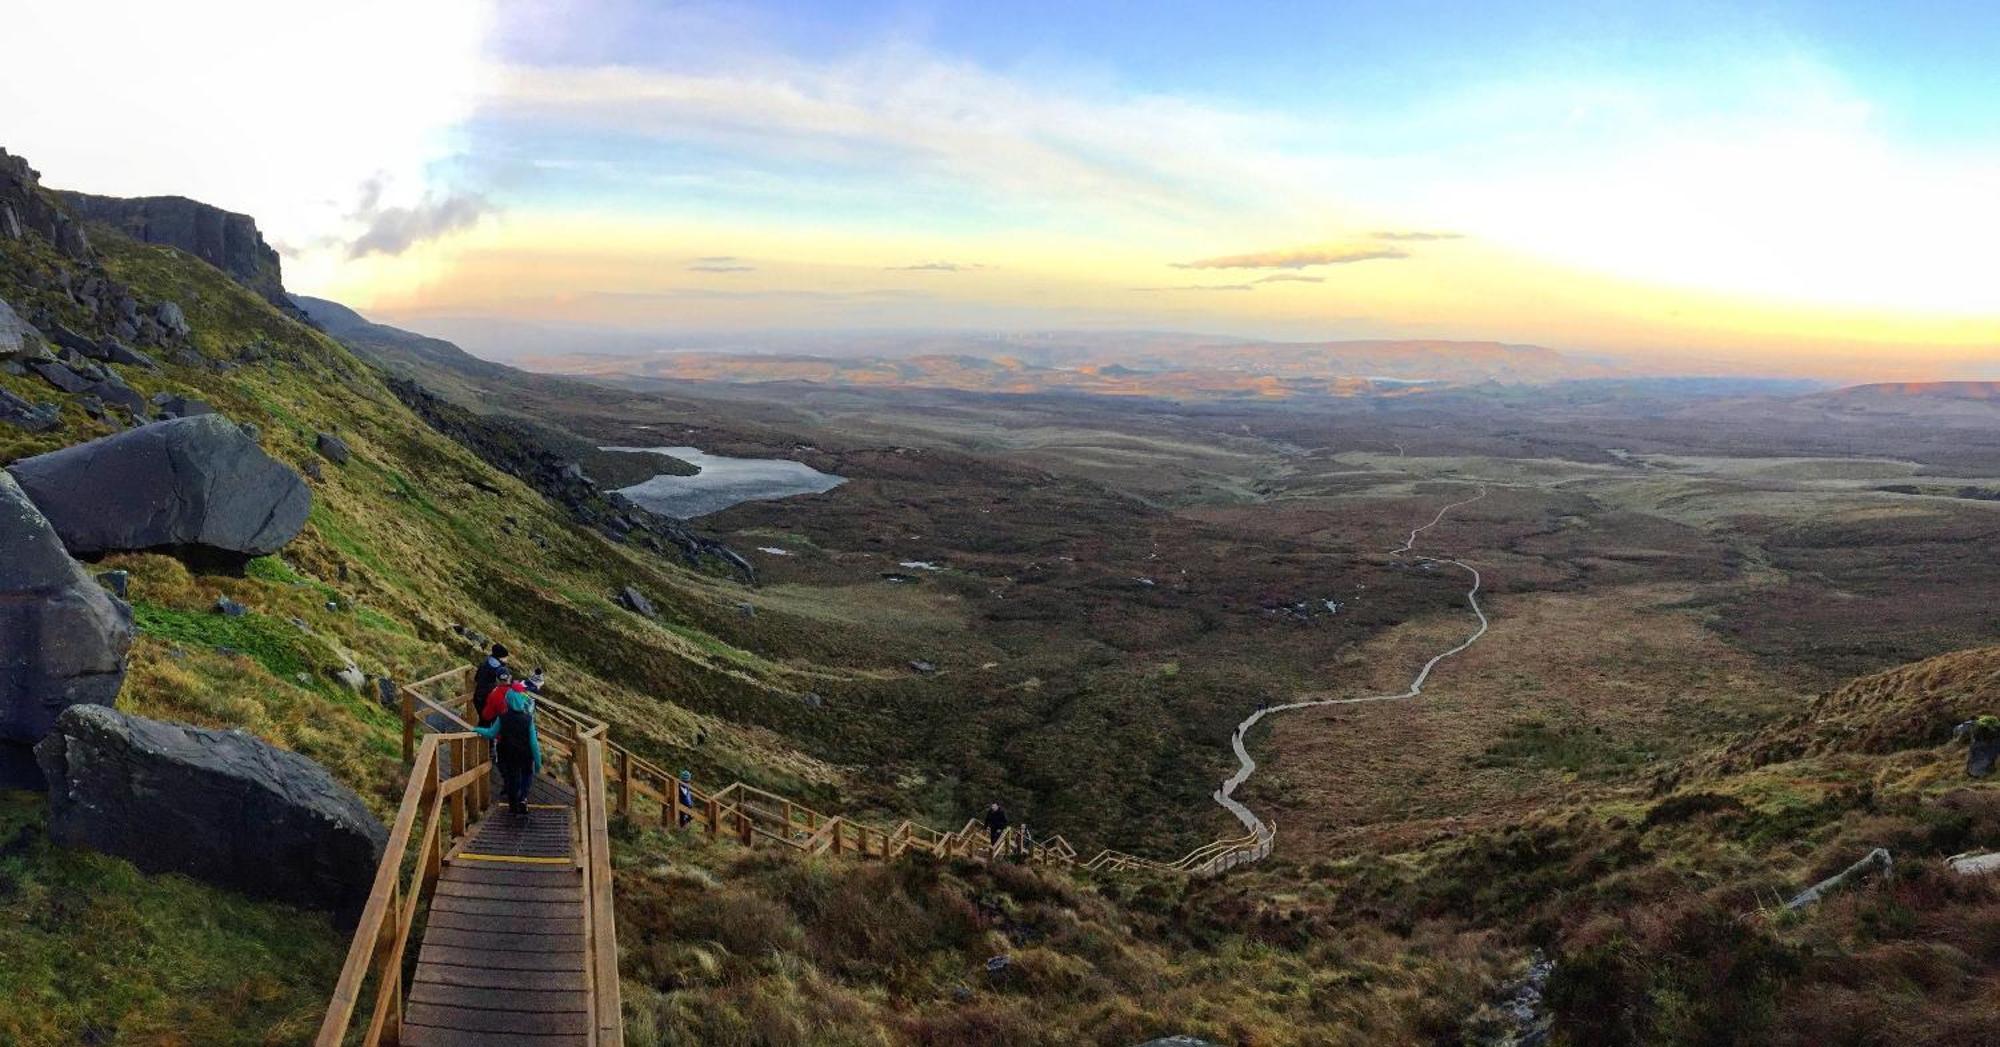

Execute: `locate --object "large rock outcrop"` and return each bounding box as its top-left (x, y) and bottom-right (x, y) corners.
top-left (0, 149), bottom-right (91, 258)
top-left (6, 414), bottom-right (310, 562)
top-left (55, 191), bottom-right (293, 312)
top-left (37, 704), bottom-right (387, 921)
top-left (0, 474), bottom-right (134, 788)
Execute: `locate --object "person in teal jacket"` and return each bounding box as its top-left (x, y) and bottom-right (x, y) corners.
top-left (474, 687), bottom-right (542, 814)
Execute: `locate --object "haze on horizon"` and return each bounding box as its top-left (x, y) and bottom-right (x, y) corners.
top-left (6, 0), bottom-right (1997, 383)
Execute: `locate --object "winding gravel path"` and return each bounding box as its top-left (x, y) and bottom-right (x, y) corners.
top-left (1213, 486), bottom-right (1491, 842)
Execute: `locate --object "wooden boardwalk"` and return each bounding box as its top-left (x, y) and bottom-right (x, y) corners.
top-left (402, 777), bottom-right (591, 1047)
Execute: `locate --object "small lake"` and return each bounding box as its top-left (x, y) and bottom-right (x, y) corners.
top-left (605, 446), bottom-right (845, 519)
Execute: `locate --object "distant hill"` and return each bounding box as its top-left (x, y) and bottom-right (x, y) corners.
top-left (291, 294), bottom-right (513, 384)
top-left (1814, 380), bottom-right (2000, 402)
top-left (520, 337), bottom-right (1617, 400)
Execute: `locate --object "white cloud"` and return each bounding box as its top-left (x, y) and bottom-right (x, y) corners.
top-left (485, 50), bottom-right (1341, 232)
top-left (347, 189), bottom-right (493, 258)
top-left (2, 1), bottom-right (496, 287)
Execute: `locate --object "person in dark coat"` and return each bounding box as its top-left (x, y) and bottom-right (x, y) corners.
top-left (471, 643), bottom-right (509, 721)
top-left (983, 802), bottom-right (1009, 848)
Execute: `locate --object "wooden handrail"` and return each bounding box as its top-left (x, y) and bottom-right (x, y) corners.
top-left (400, 665), bottom-right (1276, 882)
top-left (323, 669), bottom-right (630, 1047)
top-left (316, 731), bottom-right (489, 1046)
top-left (576, 728), bottom-right (624, 1047)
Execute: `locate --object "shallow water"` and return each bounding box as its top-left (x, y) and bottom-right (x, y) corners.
top-left (605, 446), bottom-right (844, 519)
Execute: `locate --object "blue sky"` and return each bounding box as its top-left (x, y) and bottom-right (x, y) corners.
top-left (7, 1), bottom-right (1996, 377)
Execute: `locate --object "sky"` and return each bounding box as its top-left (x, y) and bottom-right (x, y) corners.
top-left (4, 0), bottom-right (1997, 379)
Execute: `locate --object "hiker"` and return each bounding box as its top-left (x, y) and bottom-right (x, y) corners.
top-left (478, 667), bottom-right (515, 728)
top-left (677, 770), bottom-right (695, 827)
top-left (482, 673), bottom-right (531, 727)
top-left (474, 686), bottom-right (542, 815)
top-left (524, 667), bottom-right (546, 695)
top-left (983, 802), bottom-right (1009, 849)
top-left (471, 643), bottom-right (509, 721)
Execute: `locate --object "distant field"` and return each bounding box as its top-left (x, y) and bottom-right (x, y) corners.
top-left (514, 374), bottom-right (2000, 858)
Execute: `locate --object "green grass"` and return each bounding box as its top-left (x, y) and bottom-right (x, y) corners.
top-left (0, 794), bottom-right (343, 1046)
top-left (244, 555), bottom-right (311, 587)
top-left (1473, 718), bottom-right (1646, 777)
top-left (354, 607), bottom-right (412, 636)
top-left (131, 601), bottom-right (335, 690)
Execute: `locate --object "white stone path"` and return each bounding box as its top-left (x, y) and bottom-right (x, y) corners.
top-left (1213, 486), bottom-right (1491, 842)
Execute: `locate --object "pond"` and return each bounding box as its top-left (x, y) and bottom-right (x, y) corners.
top-left (604, 446), bottom-right (845, 519)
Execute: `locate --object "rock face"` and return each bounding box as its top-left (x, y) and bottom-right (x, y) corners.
top-left (36, 704), bottom-right (387, 921)
top-left (0, 149), bottom-right (92, 258)
top-left (55, 191), bottom-right (294, 312)
top-left (6, 414), bottom-right (310, 562)
top-left (0, 474), bottom-right (134, 788)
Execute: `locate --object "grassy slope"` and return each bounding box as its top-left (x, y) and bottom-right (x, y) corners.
top-left (5, 204), bottom-right (1998, 1046)
top-left (601, 643), bottom-right (2000, 1047)
top-left (0, 218), bottom-right (903, 1042)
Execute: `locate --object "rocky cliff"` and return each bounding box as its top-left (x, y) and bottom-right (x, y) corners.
top-left (55, 191), bottom-right (294, 313)
top-left (0, 149), bottom-right (93, 259)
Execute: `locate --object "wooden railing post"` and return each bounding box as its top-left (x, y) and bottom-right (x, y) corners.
top-left (617, 748), bottom-right (632, 817)
top-left (449, 743), bottom-right (468, 841)
top-left (401, 688), bottom-right (415, 767)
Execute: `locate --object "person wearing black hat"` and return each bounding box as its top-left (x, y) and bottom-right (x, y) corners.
top-left (471, 643), bottom-right (509, 722)
top-left (983, 802), bottom-right (1009, 850)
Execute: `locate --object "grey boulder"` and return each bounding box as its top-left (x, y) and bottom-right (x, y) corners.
top-left (0, 388), bottom-right (58, 432)
top-left (37, 704), bottom-right (387, 921)
top-left (616, 585), bottom-right (657, 618)
top-left (100, 339), bottom-right (157, 369)
top-left (156, 301), bottom-right (190, 337)
top-left (150, 393), bottom-right (213, 419)
top-left (83, 376), bottom-right (147, 416)
top-left (315, 431), bottom-right (350, 465)
top-left (28, 359), bottom-right (92, 394)
top-left (7, 414), bottom-right (311, 561)
top-left (0, 474), bottom-right (134, 788)
top-left (0, 296), bottom-right (48, 360)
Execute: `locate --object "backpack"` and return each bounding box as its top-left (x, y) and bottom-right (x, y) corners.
top-left (496, 707), bottom-right (535, 763)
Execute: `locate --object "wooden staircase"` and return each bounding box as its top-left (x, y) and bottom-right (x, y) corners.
top-left (318, 663), bottom-right (1274, 1045)
top-left (402, 779), bottom-right (588, 1046)
top-left (315, 679), bottom-right (621, 1047)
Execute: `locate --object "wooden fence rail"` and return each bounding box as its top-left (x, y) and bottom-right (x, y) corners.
top-left (400, 666), bottom-right (1275, 881)
top-left (316, 666), bottom-right (623, 1046)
